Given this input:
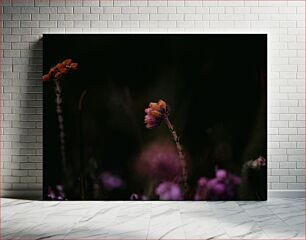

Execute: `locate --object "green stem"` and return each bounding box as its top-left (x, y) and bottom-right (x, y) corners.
top-left (78, 90), bottom-right (87, 200)
top-left (54, 79), bottom-right (66, 170)
top-left (164, 117), bottom-right (188, 196)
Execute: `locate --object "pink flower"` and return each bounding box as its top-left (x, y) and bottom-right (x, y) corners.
top-left (100, 171), bottom-right (124, 191)
top-left (136, 141), bottom-right (182, 181)
top-left (144, 100), bottom-right (169, 129)
top-left (47, 185), bottom-right (66, 200)
top-left (155, 181), bottom-right (182, 200)
top-left (216, 169), bottom-right (227, 181)
top-left (195, 169), bottom-right (241, 201)
top-left (194, 177), bottom-right (208, 200)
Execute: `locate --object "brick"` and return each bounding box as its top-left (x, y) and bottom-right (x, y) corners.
top-left (280, 176), bottom-right (296, 183)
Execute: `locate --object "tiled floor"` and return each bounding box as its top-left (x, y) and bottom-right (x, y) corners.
top-left (1, 198), bottom-right (305, 239)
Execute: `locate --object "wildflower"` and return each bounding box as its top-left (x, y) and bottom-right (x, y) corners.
top-left (100, 171), bottom-right (124, 191)
top-left (194, 177), bottom-right (208, 200)
top-left (144, 99), bottom-right (169, 129)
top-left (42, 59), bottom-right (78, 82)
top-left (155, 181), bottom-right (182, 200)
top-left (216, 169), bottom-right (227, 181)
top-left (47, 185), bottom-right (67, 200)
top-left (144, 99), bottom-right (188, 196)
top-left (195, 169), bottom-right (241, 201)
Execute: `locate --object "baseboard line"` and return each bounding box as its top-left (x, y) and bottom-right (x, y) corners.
top-left (1, 190), bottom-right (42, 200)
top-left (1, 189), bottom-right (305, 200)
top-left (268, 190), bottom-right (305, 199)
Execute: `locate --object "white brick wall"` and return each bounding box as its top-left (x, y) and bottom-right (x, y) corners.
top-left (1, 0), bottom-right (305, 198)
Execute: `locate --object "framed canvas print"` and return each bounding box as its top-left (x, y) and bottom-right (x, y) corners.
top-left (43, 34), bottom-right (267, 200)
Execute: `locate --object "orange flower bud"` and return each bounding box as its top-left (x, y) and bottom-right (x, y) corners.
top-left (62, 59), bottom-right (72, 65)
top-left (42, 74), bottom-right (50, 82)
top-left (70, 63), bottom-right (78, 70)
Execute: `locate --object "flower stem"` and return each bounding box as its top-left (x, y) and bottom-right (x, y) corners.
top-left (78, 90), bottom-right (87, 200)
top-left (54, 80), bottom-right (66, 170)
top-left (164, 117), bottom-right (188, 195)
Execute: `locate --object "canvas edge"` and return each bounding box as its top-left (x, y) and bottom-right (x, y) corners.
top-left (1, 190), bottom-right (304, 200)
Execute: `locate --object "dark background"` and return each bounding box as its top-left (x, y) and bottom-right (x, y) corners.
top-left (43, 34), bottom-right (267, 200)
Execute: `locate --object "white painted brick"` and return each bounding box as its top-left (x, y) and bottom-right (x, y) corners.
top-left (121, 7), bottom-right (138, 14)
top-left (289, 135), bottom-right (305, 142)
top-left (139, 20), bottom-right (157, 28)
top-left (210, 21), bottom-right (234, 28)
top-left (90, 21), bottom-right (108, 28)
top-left (121, 20), bottom-right (139, 28)
top-left (139, 7), bottom-right (157, 13)
top-left (169, 14), bottom-right (184, 21)
top-left (288, 155), bottom-right (304, 161)
top-left (297, 176), bottom-right (305, 183)
top-left (219, 14), bottom-right (244, 20)
top-left (279, 128), bottom-right (297, 135)
top-left (288, 183), bottom-right (305, 189)
top-left (280, 176), bottom-right (296, 183)
top-left (74, 21), bottom-right (90, 28)
top-left (65, 0), bottom-right (82, 6)
top-left (31, 14), bottom-right (49, 20)
top-left (4, 176), bottom-right (20, 183)
top-left (57, 7), bottom-right (73, 14)
top-left (280, 162), bottom-right (296, 169)
top-left (49, 0), bottom-right (65, 6)
top-left (4, 6), bottom-right (21, 13)
top-left (39, 6), bottom-right (57, 13)
top-left (90, 7), bottom-right (104, 13)
top-left (289, 169), bottom-right (304, 176)
top-left (12, 170), bottom-right (28, 177)
top-left (49, 14), bottom-right (65, 20)
top-left (99, 14), bottom-right (113, 20)
top-left (158, 7), bottom-right (176, 14)
top-left (271, 183), bottom-right (288, 189)
top-left (35, 0), bottom-right (49, 6)
top-left (21, 7), bottom-right (39, 13)
top-left (83, 0), bottom-right (99, 6)
top-left (148, 0), bottom-right (167, 7)
top-left (131, 0), bottom-right (147, 7)
top-left (150, 14), bottom-right (168, 21)
top-left (279, 114), bottom-right (296, 121)
top-left (280, 142), bottom-right (296, 149)
top-left (177, 7), bottom-right (196, 14)
top-left (74, 7), bottom-right (90, 13)
top-left (103, 7), bottom-right (121, 14)
top-left (184, 14), bottom-right (202, 21)
top-left (83, 14), bottom-right (99, 20)
top-left (65, 14), bottom-right (83, 20)
top-left (297, 162), bottom-right (305, 168)
top-left (130, 14), bottom-right (149, 21)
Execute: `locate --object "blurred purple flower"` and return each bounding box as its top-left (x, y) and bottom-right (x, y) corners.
top-left (195, 169), bottom-right (241, 201)
top-left (136, 141), bottom-right (182, 181)
top-left (130, 193), bottom-right (148, 201)
top-left (194, 177), bottom-right (208, 200)
top-left (47, 185), bottom-right (67, 200)
top-left (100, 171), bottom-right (124, 191)
top-left (216, 169), bottom-right (227, 181)
top-left (155, 181), bottom-right (182, 200)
